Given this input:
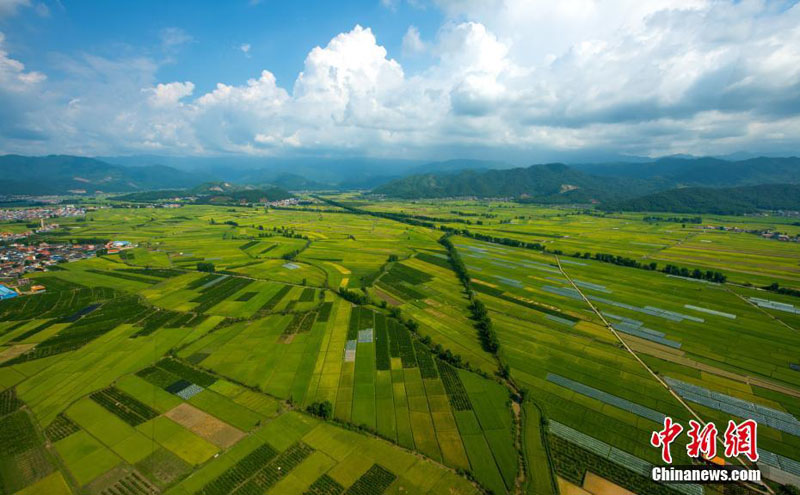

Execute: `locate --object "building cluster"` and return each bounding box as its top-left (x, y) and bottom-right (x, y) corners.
top-left (760, 231), bottom-right (799, 242)
top-left (0, 242), bottom-right (99, 279)
top-left (701, 224), bottom-right (799, 242)
top-left (0, 205), bottom-right (86, 222)
top-left (267, 197), bottom-right (306, 207)
top-left (1, 221), bottom-right (64, 243)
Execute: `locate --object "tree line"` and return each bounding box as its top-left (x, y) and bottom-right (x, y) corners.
top-left (439, 235), bottom-right (499, 355)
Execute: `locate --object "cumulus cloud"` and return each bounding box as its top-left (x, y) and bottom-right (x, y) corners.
top-left (402, 26), bottom-right (426, 55)
top-left (145, 81), bottom-right (194, 107)
top-left (1, 1), bottom-right (800, 158)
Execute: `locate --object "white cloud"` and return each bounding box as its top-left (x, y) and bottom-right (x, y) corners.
top-left (2, 2), bottom-right (800, 159)
top-left (146, 81), bottom-right (194, 107)
top-left (159, 27), bottom-right (193, 51)
top-left (0, 32), bottom-right (45, 89)
top-left (0, 0), bottom-right (29, 17)
top-left (402, 26), bottom-right (426, 55)
top-left (240, 43), bottom-right (251, 54)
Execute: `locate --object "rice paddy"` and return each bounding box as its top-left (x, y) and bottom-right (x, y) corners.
top-left (0, 199), bottom-right (798, 494)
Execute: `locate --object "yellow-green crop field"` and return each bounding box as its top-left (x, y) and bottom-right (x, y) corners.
top-left (0, 199), bottom-right (798, 495)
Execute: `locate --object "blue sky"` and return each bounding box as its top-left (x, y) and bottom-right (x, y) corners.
top-left (6, 1), bottom-right (442, 93)
top-left (1, 0), bottom-right (799, 161)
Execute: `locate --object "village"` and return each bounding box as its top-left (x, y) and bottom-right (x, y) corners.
top-left (0, 240), bottom-right (133, 297)
top-left (701, 223), bottom-right (800, 242)
top-left (0, 204), bottom-right (86, 222)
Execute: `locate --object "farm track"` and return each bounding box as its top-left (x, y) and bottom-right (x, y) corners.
top-left (555, 255), bottom-right (775, 495)
top-left (627, 339), bottom-right (800, 400)
top-left (724, 285), bottom-right (797, 333)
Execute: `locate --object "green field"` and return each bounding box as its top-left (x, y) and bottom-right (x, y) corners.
top-left (1, 199), bottom-right (799, 494)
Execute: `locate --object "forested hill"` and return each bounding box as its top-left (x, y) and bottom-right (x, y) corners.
top-left (372, 163), bottom-right (659, 202)
top-left (599, 184), bottom-right (800, 214)
top-left (572, 156), bottom-right (800, 186)
top-left (0, 155), bottom-right (208, 195)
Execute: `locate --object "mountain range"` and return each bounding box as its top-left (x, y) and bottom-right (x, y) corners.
top-left (0, 155), bottom-right (208, 196)
top-left (3, 154), bottom-right (799, 214)
top-left (373, 156), bottom-right (800, 206)
top-left (599, 184), bottom-right (800, 215)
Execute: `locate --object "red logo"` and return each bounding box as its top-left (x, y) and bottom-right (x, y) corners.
top-left (723, 419), bottom-right (759, 462)
top-left (686, 420), bottom-right (717, 459)
top-left (651, 417), bottom-right (759, 464)
top-left (651, 417), bottom-right (684, 464)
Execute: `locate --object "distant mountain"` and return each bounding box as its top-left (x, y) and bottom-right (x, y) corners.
top-left (600, 184), bottom-right (800, 215)
top-left (101, 155), bottom-right (421, 186)
top-left (260, 173), bottom-right (328, 191)
top-left (408, 159), bottom-right (515, 175)
top-left (196, 187), bottom-right (292, 204)
top-left (373, 163), bottom-right (659, 202)
top-left (572, 156), bottom-right (800, 187)
top-left (0, 155), bottom-right (209, 195)
top-left (113, 182), bottom-right (292, 204)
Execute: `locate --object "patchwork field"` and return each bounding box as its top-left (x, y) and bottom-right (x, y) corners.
top-left (1, 199), bottom-right (798, 495)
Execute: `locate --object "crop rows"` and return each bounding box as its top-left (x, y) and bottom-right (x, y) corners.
top-left (101, 471), bottom-right (156, 495)
top-left (304, 474), bottom-right (344, 495)
top-left (198, 443), bottom-right (279, 495)
top-left (0, 410), bottom-right (43, 456)
top-left (347, 308), bottom-right (360, 340)
top-left (166, 379), bottom-right (193, 394)
top-left (374, 314), bottom-right (390, 370)
top-left (437, 360), bottom-right (472, 411)
top-left (7, 320), bottom-right (54, 343)
top-left (2, 296), bottom-right (148, 367)
top-left (0, 285), bottom-right (114, 321)
top-left (130, 308), bottom-right (186, 336)
top-left (282, 311), bottom-right (318, 336)
top-left (347, 307), bottom-right (374, 341)
top-left (0, 320), bottom-right (27, 337)
top-left (497, 293), bottom-right (578, 322)
top-left (0, 388), bottom-right (22, 417)
top-left (174, 256), bottom-right (203, 264)
top-left (234, 443), bottom-right (314, 494)
top-left (191, 277), bottom-right (254, 313)
top-left (386, 319), bottom-right (400, 358)
top-left (344, 464), bottom-right (396, 495)
top-left (44, 413), bottom-right (80, 442)
top-left (415, 252), bottom-right (453, 270)
top-left (0, 409), bottom-right (52, 491)
top-left (87, 269), bottom-right (159, 284)
top-left (120, 268), bottom-right (183, 278)
top-left (299, 288), bottom-right (316, 302)
top-left (260, 244), bottom-right (277, 254)
top-left (136, 366), bottom-right (181, 388)
top-left (549, 436), bottom-right (688, 495)
top-left (186, 274), bottom-right (221, 290)
top-left (90, 387), bottom-right (159, 426)
top-left (156, 358), bottom-right (218, 387)
top-left (383, 263), bottom-right (432, 285)
top-left (471, 282), bottom-right (505, 298)
top-left (236, 291), bottom-right (257, 301)
top-left (317, 302), bottom-right (333, 322)
top-left (389, 319), bottom-right (417, 368)
top-left (377, 278), bottom-right (426, 302)
top-left (413, 341), bottom-right (438, 379)
top-left (167, 312), bottom-right (208, 328)
top-left (239, 240), bottom-right (260, 250)
top-left (259, 285), bottom-right (292, 312)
